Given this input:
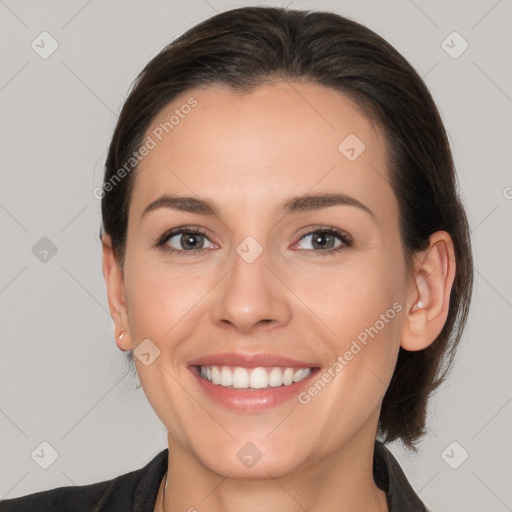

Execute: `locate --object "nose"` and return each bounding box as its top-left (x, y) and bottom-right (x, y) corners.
top-left (210, 243), bottom-right (292, 335)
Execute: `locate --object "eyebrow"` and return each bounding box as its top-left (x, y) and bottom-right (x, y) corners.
top-left (141, 193), bottom-right (375, 220)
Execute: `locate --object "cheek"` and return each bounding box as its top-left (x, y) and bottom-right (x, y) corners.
top-left (122, 254), bottom-right (208, 431)
top-left (295, 263), bottom-right (404, 447)
top-left (124, 253), bottom-right (207, 340)
top-left (287, 249), bottom-right (404, 343)
top-left (291, 250), bottom-right (405, 401)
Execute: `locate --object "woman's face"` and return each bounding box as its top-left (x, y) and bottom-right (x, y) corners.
top-left (118, 81), bottom-right (415, 477)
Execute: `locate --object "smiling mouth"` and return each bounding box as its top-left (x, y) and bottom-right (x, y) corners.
top-left (194, 365), bottom-right (315, 390)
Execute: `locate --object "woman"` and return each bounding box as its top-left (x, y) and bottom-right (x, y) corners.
top-left (0, 6), bottom-right (473, 512)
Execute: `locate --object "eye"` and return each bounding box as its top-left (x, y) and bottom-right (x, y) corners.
top-left (155, 225), bottom-right (352, 256)
top-left (156, 227), bottom-right (216, 255)
top-left (294, 227), bottom-right (352, 253)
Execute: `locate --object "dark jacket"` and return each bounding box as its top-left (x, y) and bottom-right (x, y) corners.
top-left (0, 440), bottom-right (429, 511)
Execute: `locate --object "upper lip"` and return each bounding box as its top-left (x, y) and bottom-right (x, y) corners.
top-left (187, 352), bottom-right (318, 369)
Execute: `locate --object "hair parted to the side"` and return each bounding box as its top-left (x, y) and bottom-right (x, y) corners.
top-left (100, 6), bottom-right (473, 451)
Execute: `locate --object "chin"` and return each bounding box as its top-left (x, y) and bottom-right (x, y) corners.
top-left (198, 446), bottom-right (306, 480)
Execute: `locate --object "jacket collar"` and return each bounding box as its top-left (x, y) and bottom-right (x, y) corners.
top-left (374, 440), bottom-right (429, 511)
top-left (127, 440), bottom-right (428, 512)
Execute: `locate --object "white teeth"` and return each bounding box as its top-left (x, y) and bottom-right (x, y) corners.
top-left (220, 366), bottom-right (233, 386)
top-left (211, 366), bottom-right (221, 385)
top-left (268, 367), bottom-right (283, 387)
top-left (249, 367), bottom-right (269, 389)
top-left (232, 367), bottom-right (249, 389)
top-left (293, 369), bottom-right (303, 382)
top-left (283, 368), bottom-right (294, 385)
top-left (198, 365), bottom-right (313, 389)
top-left (293, 368), bottom-right (312, 382)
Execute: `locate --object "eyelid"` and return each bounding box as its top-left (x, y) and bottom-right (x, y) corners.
top-left (156, 226), bottom-right (218, 254)
top-left (294, 225), bottom-right (353, 244)
top-left (157, 225), bottom-right (214, 242)
top-left (291, 225), bottom-right (353, 253)
top-left (156, 224), bottom-right (353, 255)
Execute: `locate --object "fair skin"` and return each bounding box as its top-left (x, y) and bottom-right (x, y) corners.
top-left (102, 80), bottom-right (455, 512)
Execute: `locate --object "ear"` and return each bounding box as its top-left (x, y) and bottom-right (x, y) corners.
top-left (401, 231), bottom-right (456, 351)
top-left (101, 234), bottom-right (131, 351)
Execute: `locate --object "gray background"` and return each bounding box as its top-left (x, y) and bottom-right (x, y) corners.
top-left (0, 0), bottom-right (511, 510)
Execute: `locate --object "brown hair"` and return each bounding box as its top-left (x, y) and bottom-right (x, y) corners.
top-left (100, 6), bottom-right (473, 450)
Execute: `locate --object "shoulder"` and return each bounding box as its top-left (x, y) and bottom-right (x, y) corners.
top-left (0, 479), bottom-right (112, 512)
top-left (0, 449), bottom-right (168, 512)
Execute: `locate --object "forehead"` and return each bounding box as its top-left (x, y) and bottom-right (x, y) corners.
top-left (130, 80), bottom-right (396, 225)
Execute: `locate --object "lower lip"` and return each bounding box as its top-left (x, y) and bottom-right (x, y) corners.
top-left (190, 367), bottom-right (318, 412)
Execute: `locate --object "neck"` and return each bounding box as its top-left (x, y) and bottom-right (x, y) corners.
top-left (159, 432), bottom-right (388, 512)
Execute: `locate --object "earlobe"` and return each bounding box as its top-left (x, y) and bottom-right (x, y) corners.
top-left (400, 231), bottom-right (456, 352)
top-left (101, 234), bottom-right (131, 351)
top-left (116, 330), bottom-right (131, 352)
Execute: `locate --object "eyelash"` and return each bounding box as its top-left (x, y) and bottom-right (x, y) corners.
top-left (155, 225), bottom-right (353, 257)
